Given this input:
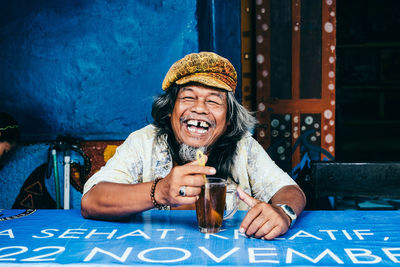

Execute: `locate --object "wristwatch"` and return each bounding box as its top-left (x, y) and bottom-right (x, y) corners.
top-left (277, 204), bottom-right (297, 228)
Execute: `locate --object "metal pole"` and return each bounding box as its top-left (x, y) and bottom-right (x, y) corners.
top-left (52, 149), bottom-right (61, 209)
top-left (63, 150), bottom-right (71, 210)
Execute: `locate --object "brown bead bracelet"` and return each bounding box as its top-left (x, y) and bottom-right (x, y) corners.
top-left (150, 177), bottom-right (168, 210)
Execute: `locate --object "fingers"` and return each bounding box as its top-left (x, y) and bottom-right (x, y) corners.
top-left (185, 155), bottom-right (216, 176)
top-left (184, 166), bottom-right (216, 177)
top-left (240, 203), bottom-right (264, 236)
top-left (177, 158), bottom-right (216, 187)
top-left (253, 220), bottom-right (285, 240)
top-left (262, 226), bottom-right (284, 240)
top-left (159, 155), bottom-right (216, 207)
top-left (237, 187), bottom-right (259, 208)
top-left (240, 202), bottom-right (289, 240)
top-left (179, 185), bottom-right (201, 197)
top-left (175, 196), bottom-right (198, 206)
top-left (166, 189), bottom-right (199, 207)
top-left (254, 221), bottom-right (273, 239)
top-left (172, 185), bottom-right (202, 206)
top-left (165, 161), bottom-right (214, 190)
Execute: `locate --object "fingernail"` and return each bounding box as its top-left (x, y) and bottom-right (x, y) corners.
top-left (196, 195), bottom-right (199, 200)
top-left (239, 227), bottom-right (245, 233)
top-left (209, 168), bottom-right (216, 174)
top-left (261, 237), bottom-right (265, 240)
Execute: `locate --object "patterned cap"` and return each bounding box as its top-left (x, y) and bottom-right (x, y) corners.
top-left (162, 52), bottom-right (237, 93)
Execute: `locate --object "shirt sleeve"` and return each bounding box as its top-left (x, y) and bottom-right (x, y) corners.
top-left (246, 136), bottom-right (297, 203)
top-left (82, 133), bottom-right (143, 195)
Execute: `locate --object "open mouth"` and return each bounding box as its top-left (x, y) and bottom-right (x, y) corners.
top-left (184, 119), bottom-right (211, 134)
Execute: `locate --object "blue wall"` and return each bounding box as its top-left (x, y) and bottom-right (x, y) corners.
top-left (0, 0), bottom-right (199, 141)
top-left (0, 0), bottom-right (242, 209)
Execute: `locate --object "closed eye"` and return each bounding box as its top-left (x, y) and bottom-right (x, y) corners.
top-left (180, 96), bottom-right (195, 101)
top-left (207, 100), bottom-right (222, 105)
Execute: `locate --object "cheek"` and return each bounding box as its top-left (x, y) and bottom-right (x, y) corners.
top-left (170, 110), bottom-right (184, 141)
top-left (171, 102), bottom-right (184, 121)
top-left (216, 111), bottom-right (228, 127)
top-left (170, 110), bottom-right (180, 128)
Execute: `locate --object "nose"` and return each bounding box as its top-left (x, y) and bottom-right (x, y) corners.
top-left (191, 99), bottom-right (209, 114)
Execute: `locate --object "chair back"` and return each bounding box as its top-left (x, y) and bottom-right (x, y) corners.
top-left (312, 161), bottom-right (400, 199)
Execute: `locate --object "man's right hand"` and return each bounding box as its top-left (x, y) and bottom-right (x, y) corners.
top-left (155, 155), bottom-right (216, 207)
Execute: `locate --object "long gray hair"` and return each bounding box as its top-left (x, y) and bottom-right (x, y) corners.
top-left (151, 84), bottom-right (257, 179)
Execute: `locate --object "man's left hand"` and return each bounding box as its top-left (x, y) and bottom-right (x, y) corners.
top-left (237, 187), bottom-right (291, 240)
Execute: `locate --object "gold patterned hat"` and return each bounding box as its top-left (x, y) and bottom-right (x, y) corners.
top-left (162, 52), bottom-right (237, 93)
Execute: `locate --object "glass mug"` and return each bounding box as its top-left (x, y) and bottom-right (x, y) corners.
top-left (195, 177), bottom-right (238, 233)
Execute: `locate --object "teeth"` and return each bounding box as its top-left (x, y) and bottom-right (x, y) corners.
top-left (186, 119), bottom-right (209, 128)
top-left (187, 120), bottom-right (198, 126)
top-left (188, 126), bottom-right (207, 134)
top-left (200, 121), bottom-right (208, 127)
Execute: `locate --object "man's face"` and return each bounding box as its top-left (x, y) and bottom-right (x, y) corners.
top-left (171, 85), bottom-right (228, 148)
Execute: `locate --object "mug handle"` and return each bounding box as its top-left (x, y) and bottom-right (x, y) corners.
top-left (223, 189), bottom-right (239, 220)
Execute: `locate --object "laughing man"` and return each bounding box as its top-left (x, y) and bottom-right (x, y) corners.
top-left (81, 52), bottom-right (306, 240)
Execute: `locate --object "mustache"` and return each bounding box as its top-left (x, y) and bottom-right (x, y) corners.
top-left (180, 115), bottom-right (216, 128)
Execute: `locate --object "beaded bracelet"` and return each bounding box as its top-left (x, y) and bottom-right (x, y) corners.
top-left (150, 177), bottom-right (168, 210)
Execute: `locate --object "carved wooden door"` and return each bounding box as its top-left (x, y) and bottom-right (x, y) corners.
top-left (241, 0), bottom-right (336, 172)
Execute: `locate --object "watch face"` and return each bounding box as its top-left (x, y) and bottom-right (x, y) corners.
top-left (278, 204), bottom-right (296, 228)
top-left (285, 205), bottom-right (295, 216)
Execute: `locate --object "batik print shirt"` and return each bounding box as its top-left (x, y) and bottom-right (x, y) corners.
top-left (83, 124), bottom-right (297, 210)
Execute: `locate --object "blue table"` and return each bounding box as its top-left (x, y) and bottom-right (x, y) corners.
top-left (0, 209), bottom-right (399, 266)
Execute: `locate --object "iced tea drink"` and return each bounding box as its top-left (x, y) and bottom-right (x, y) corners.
top-left (195, 177), bottom-right (227, 233)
